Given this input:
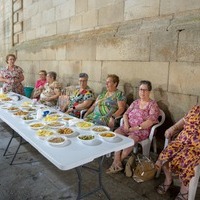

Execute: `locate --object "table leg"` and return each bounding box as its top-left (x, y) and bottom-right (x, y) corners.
top-left (10, 136), bottom-right (23, 165)
top-left (3, 130), bottom-right (16, 156)
top-left (75, 156), bottom-right (111, 200)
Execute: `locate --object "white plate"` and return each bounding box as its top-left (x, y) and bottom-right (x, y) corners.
top-left (46, 135), bottom-right (67, 146)
top-left (29, 122), bottom-right (46, 130)
top-left (21, 116), bottom-right (37, 123)
top-left (13, 110), bottom-right (30, 117)
top-left (7, 106), bottom-right (19, 112)
top-left (75, 121), bottom-right (94, 130)
top-left (36, 129), bottom-right (55, 140)
top-left (90, 126), bottom-right (110, 134)
top-left (62, 116), bottom-right (74, 123)
top-left (57, 127), bottom-right (75, 136)
top-left (98, 131), bottom-right (116, 142)
top-left (77, 134), bottom-right (96, 145)
top-left (47, 121), bottom-right (66, 129)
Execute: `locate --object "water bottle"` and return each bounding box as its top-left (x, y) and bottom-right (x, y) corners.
top-left (36, 109), bottom-right (43, 120)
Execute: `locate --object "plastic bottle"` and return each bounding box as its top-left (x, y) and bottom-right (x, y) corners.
top-left (36, 108), bottom-right (43, 120)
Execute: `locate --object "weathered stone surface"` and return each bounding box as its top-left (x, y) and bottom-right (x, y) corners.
top-left (125, 0), bottom-right (159, 20)
top-left (67, 39), bottom-right (96, 60)
top-left (98, 2), bottom-right (124, 26)
top-left (178, 30), bottom-right (200, 62)
top-left (150, 31), bottom-right (178, 61)
top-left (57, 18), bottom-right (70, 34)
top-left (169, 62), bottom-right (200, 96)
top-left (75, 0), bottom-right (88, 14)
top-left (55, 1), bottom-right (75, 20)
top-left (14, 22), bottom-right (23, 33)
top-left (97, 34), bottom-right (150, 61)
top-left (82, 10), bottom-right (97, 30)
top-left (160, 0), bottom-right (200, 15)
top-left (41, 8), bottom-right (55, 25)
top-left (69, 15), bottom-right (82, 32)
top-left (56, 47), bottom-right (66, 61)
top-left (13, 0), bottom-right (22, 12)
top-left (82, 61), bottom-right (102, 82)
top-left (101, 61), bottom-right (169, 90)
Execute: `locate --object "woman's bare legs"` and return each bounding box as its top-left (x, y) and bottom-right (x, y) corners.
top-left (107, 128), bottom-right (135, 173)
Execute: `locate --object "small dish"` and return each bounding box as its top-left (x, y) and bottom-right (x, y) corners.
top-left (47, 121), bottom-right (65, 129)
top-left (57, 127), bottom-right (74, 136)
top-left (36, 129), bottom-right (54, 140)
top-left (43, 115), bottom-right (59, 122)
top-left (62, 116), bottom-right (74, 122)
top-left (47, 135), bottom-right (67, 146)
top-left (75, 121), bottom-right (94, 130)
top-left (13, 110), bottom-right (29, 116)
top-left (90, 126), bottom-right (110, 134)
top-left (77, 134), bottom-right (95, 145)
top-left (98, 131), bottom-right (116, 142)
top-left (29, 122), bottom-right (45, 130)
top-left (7, 106), bottom-right (19, 112)
top-left (22, 115), bottom-right (36, 123)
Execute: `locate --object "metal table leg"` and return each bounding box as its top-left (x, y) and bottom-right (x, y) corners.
top-left (3, 130), bottom-right (17, 156)
top-left (75, 156), bottom-right (111, 200)
top-left (10, 136), bottom-right (24, 165)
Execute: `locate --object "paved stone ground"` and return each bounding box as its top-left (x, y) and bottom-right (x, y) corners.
top-left (0, 120), bottom-right (199, 200)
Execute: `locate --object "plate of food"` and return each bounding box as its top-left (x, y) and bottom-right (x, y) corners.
top-left (77, 134), bottom-right (95, 145)
top-left (47, 121), bottom-right (65, 129)
top-left (29, 122), bottom-right (45, 130)
top-left (7, 106), bottom-right (19, 112)
top-left (75, 121), bottom-right (94, 130)
top-left (1, 97), bottom-right (12, 102)
top-left (13, 110), bottom-right (29, 116)
top-left (62, 116), bottom-right (74, 123)
top-left (36, 129), bottom-right (55, 140)
top-left (57, 127), bottom-right (74, 136)
top-left (98, 131), bottom-right (116, 142)
top-left (21, 101), bottom-right (32, 108)
top-left (22, 115), bottom-right (36, 123)
top-left (90, 126), bottom-right (110, 134)
top-left (47, 135), bottom-right (68, 146)
top-left (43, 115), bottom-right (59, 122)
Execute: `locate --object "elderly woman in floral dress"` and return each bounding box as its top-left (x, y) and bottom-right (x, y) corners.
top-left (107, 80), bottom-right (160, 174)
top-left (39, 71), bottom-right (61, 107)
top-left (0, 54), bottom-right (24, 94)
top-left (155, 105), bottom-right (200, 200)
top-left (84, 74), bottom-right (126, 129)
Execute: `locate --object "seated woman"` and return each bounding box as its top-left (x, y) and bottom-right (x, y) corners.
top-left (155, 105), bottom-right (200, 200)
top-left (32, 70), bottom-right (47, 100)
top-left (62, 73), bottom-right (95, 118)
top-left (107, 80), bottom-right (160, 174)
top-left (84, 74), bottom-right (126, 129)
top-left (39, 71), bottom-right (61, 106)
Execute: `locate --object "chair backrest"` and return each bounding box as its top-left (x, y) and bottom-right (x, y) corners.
top-left (148, 109), bottom-right (165, 142)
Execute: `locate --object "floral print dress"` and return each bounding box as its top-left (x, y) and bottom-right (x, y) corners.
top-left (158, 105), bottom-right (200, 186)
top-left (120, 99), bottom-right (160, 141)
top-left (68, 87), bottom-right (95, 118)
top-left (85, 89), bottom-right (126, 126)
top-left (0, 65), bottom-right (24, 94)
top-left (40, 81), bottom-right (61, 106)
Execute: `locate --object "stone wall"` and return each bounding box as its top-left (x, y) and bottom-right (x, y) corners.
top-left (0, 0), bottom-right (200, 123)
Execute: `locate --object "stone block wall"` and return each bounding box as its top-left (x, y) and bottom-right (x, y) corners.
top-left (0, 0), bottom-right (200, 123)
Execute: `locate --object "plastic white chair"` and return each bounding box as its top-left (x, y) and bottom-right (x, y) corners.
top-left (120, 109), bottom-right (165, 158)
top-left (164, 139), bottom-right (200, 200)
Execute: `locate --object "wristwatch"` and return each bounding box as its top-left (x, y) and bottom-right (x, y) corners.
top-left (111, 115), bottom-right (116, 120)
top-left (138, 125), bottom-right (142, 130)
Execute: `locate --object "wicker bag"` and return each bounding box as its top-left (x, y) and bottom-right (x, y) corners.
top-left (133, 155), bottom-right (156, 183)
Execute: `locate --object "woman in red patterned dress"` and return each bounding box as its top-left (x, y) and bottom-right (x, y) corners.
top-left (156, 105), bottom-right (200, 200)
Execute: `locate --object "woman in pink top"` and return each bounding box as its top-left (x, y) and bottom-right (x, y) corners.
top-left (107, 80), bottom-right (160, 174)
top-left (32, 70), bottom-right (47, 99)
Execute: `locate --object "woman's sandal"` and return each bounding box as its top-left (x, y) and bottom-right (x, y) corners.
top-left (106, 165), bottom-right (124, 174)
top-left (156, 182), bottom-right (173, 195)
top-left (175, 192), bottom-right (188, 200)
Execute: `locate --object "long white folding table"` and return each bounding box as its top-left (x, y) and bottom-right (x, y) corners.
top-left (0, 93), bottom-right (134, 199)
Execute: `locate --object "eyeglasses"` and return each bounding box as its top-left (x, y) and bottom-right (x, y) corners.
top-left (139, 89), bottom-right (149, 92)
